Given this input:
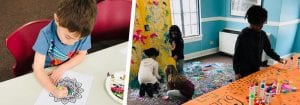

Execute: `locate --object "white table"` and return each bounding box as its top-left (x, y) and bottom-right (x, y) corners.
top-left (0, 42), bottom-right (128, 105)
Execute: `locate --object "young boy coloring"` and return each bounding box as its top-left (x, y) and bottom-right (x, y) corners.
top-left (32, 0), bottom-right (97, 98)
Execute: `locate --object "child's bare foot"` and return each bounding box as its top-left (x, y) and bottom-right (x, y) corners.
top-left (138, 96), bottom-right (145, 100)
top-left (162, 96), bottom-right (169, 100)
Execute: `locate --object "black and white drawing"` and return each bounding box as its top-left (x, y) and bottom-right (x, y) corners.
top-left (35, 71), bottom-right (93, 105)
top-left (49, 77), bottom-right (84, 105)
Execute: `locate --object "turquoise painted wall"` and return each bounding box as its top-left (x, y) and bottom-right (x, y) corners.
top-left (279, 0), bottom-right (300, 21)
top-left (276, 0), bottom-right (300, 55)
top-left (221, 0), bottom-right (283, 49)
top-left (293, 24), bottom-right (300, 52)
top-left (184, 0), bottom-right (225, 54)
top-left (222, 0), bottom-right (300, 56)
top-left (185, 21), bottom-right (225, 54)
top-left (291, 2), bottom-right (300, 53)
top-left (222, 0), bottom-right (282, 21)
top-left (276, 24), bottom-right (298, 55)
top-left (201, 0), bottom-right (223, 17)
top-left (184, 0), bottom-right (300, 56)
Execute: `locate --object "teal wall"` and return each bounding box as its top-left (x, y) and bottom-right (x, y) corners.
top-left (222, 0), bottom-right (283, 21)
top-left (276, 0), bottom-right (300, 55)
top-left (291, 2), bottom-right (300, 53)
top-left (184, 0), bottom-right (300, 56)
top-left (184, 0), bottom-right (225, 54)
top-left (279, 0), bottom-right (300, 21)
top-left (293, 24), bottom-right (300, 52)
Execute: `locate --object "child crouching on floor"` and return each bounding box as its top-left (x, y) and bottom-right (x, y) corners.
top-left (163, 65), bottom-right (194, 102)
top-left (138, 48), bottom-right (161, 97)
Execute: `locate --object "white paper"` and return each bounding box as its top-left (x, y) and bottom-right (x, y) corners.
top-left (35, 71), bottom-right (93, 105)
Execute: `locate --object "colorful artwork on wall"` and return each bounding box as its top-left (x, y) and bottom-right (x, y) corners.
top-left (129, 0), bottom-right (175, 88)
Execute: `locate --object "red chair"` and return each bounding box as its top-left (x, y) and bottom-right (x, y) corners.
top-left (91, 0), bottom-right (132, 42)
top-left (6, 19), bottom-right (51, 77)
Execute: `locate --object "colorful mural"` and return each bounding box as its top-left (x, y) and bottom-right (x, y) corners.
top-left (129, 0), bottom-right (175, 88)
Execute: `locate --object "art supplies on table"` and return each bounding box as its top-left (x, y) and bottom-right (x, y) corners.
top-left (106, 71), bottom-right (125, 104)
top-left (247, 79), bottom-right (297, 105)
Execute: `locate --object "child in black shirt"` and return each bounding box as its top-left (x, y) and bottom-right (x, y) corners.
top-left (233, 5), bottom-right (285, 79)
top-left (168, 25), bottom-right (184, 74)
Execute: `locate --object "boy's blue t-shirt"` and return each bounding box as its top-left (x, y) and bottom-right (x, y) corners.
top-left (32, 20), bottom-right (91, 68)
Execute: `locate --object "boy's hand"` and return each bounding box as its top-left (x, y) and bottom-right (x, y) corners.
top-left (171, 41), bottom-right (176, 50)
top-left (52, 86), bottom-right (68, 98)
top-left (173, 55), bottom-right (178, 60)
top-left (279, 58), bottom-right (286, 64)
top-left (49, 69), bottom-right (65, 84)
top-left (235, 74), bottom-right (241, 80)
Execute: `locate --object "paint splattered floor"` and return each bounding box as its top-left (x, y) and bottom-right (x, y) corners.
top-left (127, 84), bottom-right (183, 105)
top-left (127, 54), bottom-right (236, 105)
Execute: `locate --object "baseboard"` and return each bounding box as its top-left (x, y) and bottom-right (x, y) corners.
top-left (184, 48), bottom-right (218, 60)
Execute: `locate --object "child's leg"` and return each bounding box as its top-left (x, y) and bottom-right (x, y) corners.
top-left (176, 59), bottom-right (184, 74)
top-left (139, 84), bottom-right (146, 97)
top-left (167, 90), bottom-right (186, 100)
top-left (153, 82), bottom-right (159, 94)
top-left (145, 83), bottom-right (154, 97)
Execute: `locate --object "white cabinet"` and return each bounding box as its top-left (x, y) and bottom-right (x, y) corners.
top-left (219, 29), bottom-right (270, 62)
top-left (219, 29), bottom-right (240, 55)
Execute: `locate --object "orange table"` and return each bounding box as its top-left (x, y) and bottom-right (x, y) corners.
top-left (184, 56), bottom-right (300, 105)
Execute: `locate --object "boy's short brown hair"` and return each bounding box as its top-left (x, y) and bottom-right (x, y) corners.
top-left (56, 0), bottom-right (97, 37)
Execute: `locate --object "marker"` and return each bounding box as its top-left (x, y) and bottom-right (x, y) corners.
top-left (57, 86), bottom-right (64, 90)
top-left (265, 92), bottom-right (271, 104)
top-left (57, 86), bottom-right (71, 95)
top-left (289, 57), bottom-right (293, 70)
top-left (254, 82), bottom-right (259, 95)
top-left (276, 80), bottom-right (281, 94)
top-left (260, 80), bottom-right (266, 99)
top-left (251, 83), bottom-right (255, 93)
top-left (297, 57), bottom-right (300, 69)
top-left (249, 86), bottom-right (255, 105)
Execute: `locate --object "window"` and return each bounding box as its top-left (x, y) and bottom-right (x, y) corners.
top-left (170, 0), bottom-right (201, 38)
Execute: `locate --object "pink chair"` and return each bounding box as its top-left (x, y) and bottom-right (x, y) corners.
top-left (6, 19), bottom-right (51, 77)
top-left (91, 0), bottom-right (132, 42)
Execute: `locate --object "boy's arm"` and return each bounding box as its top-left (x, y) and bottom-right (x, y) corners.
top-left (33, 52), bottom-right (56, 92)
top-left (233, 35), bottom-right (244, 79)
top-left (262, 34), bottom-right (281, 61)
top-left (33, 52), bottom-right (68, 98)
top-left (50, 50), bottom-right (87, 83)
top-left (153, 62), bottom-right (161, 80)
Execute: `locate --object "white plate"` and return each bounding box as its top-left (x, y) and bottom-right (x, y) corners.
top-left (105, 71), bottom-right (125, 104)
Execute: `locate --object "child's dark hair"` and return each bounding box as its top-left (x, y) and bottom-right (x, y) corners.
top-left (245, 5), bottom-right (268, 25)
top-left (56, 0), bottom-right (97, 38)
top-left (167, 74), bottom-right (185, 89)
top-left (165, 65), bottom-right (178, 77)
top-left (169, 25), bottom-right (183, 42)
top-left (143, 48), bottom-right (159, 57)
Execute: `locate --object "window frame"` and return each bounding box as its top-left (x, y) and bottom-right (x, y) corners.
top-left (170, 0), bottom-right (202, 42)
